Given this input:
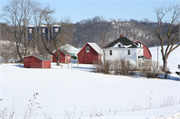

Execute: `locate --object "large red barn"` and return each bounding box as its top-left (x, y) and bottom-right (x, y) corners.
top-left (52, 49), bottom-right (71, 63)
top-left (23, 55), bottom-right (51, 68)
top-left (134, 41), bottom-right (152, 59)
top-left (77, 42), bottom-right (102, 64)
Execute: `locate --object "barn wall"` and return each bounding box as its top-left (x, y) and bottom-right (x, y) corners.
top-left (30, 56), bottom-right (42, 68)
top-left (23, 57), bottom-right (31, 68)
top-left (143, 46), bottom-right (151, 59)
top-left (23, 56), bottom-right (42, 68)
top-left (52, 50), bottom-right (66, 63)
top-left (78, 44), bottom-right (99, 64)
top-left (43, 61), bottom-right (51, 68)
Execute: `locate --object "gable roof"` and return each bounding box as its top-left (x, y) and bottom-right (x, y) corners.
top-left (23, 55), bottom-right (51, 61)
top-left (60, 49), bottom-right (71, 55)
top-left (103, 36), bottom-right (137, 48)
top-left (88, 42), bottom-right (103, 54)
top-left (60, 44), bottom-right (80, 53)
top-left (52, 49), bottom-right (70, 55)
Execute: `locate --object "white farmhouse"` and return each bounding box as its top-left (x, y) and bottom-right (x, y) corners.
top-left (102, 36), bottom-right (145, 67)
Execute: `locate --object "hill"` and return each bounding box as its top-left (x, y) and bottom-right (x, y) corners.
top-left (1, 16), bottom-right (179, 49)
top-left (72, 16), bottom-right (179, 48)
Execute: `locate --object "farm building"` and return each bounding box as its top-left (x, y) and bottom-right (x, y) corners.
top-left (102, 35), bottom-right (150, 67)
top-left (23, 55), bottom-right (51, 68)
top-left (134, 41), bottom-right (152, 59)
top-left (77, 42), bottom-right (102, 64)
top-left (52, 49), bottom-right (71, 63)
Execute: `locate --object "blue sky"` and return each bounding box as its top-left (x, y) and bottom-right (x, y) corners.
top-left (0, 0), bottom-right (179, 23)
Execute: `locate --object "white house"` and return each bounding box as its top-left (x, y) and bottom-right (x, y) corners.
top-left (60, 44), bottom-right (80, 56)
top-left (102, 36), bottom-right (144, 67)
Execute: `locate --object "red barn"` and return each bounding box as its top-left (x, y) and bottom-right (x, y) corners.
top-left (23, 55), bottom-right (51, 68)
top-left (134, 41), bottom-right (152, 59)
top-left (52, 49), bottom-right (71, 63)
top-left (77, 42), bottom-right (102, 64)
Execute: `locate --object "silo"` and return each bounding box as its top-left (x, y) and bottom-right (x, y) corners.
top-left (40, 25), bottom-right (48, 42)
top-left (50, 24), bottom-right (61, 42)
top-left (27, 25), bottom-right (34, 42)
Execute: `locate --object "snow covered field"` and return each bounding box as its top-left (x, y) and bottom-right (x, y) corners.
top-left (0, 46), bottom-right (180, 119)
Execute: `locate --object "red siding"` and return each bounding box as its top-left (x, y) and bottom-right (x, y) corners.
top-left (134, 41), bottom-right (152, 59)
top-left (23, 56), bottom-right (42, 68)
top-left (65, 55), bottom-right (71, 63)
top-left (77, 44), bottom-right (101, 64)
top-left (23, 56), bottom-right (51, 68)
top-left (43, 61), bottom-right (51, 68)
top-left (52, 50), bottom-right (70, 63)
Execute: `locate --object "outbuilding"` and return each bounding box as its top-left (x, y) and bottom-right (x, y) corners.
top-left (77, 42), bottom-right (102, 64)
top-left (52, 49), bottom-right (71, 63)
top-left (23, 55), bottom-right (51, 68)
top-left (134, 41), bottom-right (152, 59)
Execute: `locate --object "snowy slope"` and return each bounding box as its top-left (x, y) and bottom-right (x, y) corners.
top-left (0, 62), bottom-right (180, 119)
top-left (149, 45), bottom-right (180, 72)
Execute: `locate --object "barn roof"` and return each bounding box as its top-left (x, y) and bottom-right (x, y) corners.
top-left (88, 42), bottom-right (103, 54)
top-left (23, 55), bottom-right (51, 61)
top-left (103, 36), bottom-right (137, 48)
top-left (52, 49), bottom-right (70, 55)
top-left (60, 44), bottom-right (80, 53)
top-left (60, 49), bottom-right (71, 55)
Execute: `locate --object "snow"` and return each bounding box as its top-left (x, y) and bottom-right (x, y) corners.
top-left (0, 45), bottom-right (180, 119)
top-left (149, 45), bottom-right (180, 73)
top-left (88, 42), bottom-right (103, 54)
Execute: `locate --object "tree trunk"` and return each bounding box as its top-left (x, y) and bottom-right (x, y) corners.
top-left (56, 56), bottom-right (60, 65)
top-left (16, 44), bottom-right (23, 63)
top-left (162, 57), bottom-right (168, 72)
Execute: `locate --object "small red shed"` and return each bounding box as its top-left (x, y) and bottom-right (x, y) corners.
top-left (77, 42), bottom-right (102, 64)
top-left (23, 55), bottom-right (51, 68)
top-left (52, 49), bottom-right (71, 63)
top-left (134, 41), bottom-right (152, 59)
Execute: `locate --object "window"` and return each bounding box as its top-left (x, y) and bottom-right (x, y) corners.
top-left (110, 50), bottom-right (112, 55)
top-left (118, 44), bottom-right (121, 47)
top-left (128, 50), bottom-right (130, 55)
top-left (86, 46), bottom-right (90, 52)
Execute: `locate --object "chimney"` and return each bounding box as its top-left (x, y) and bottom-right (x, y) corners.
top-left (119, 34), bottom-right (124, 37)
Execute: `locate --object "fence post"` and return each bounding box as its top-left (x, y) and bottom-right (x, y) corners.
top-left (61, 62), bottom-right (62, 69)
top-left (77, 61), bottom-right (79, 69)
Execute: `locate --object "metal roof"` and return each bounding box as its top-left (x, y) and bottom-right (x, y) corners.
top-left (23, 55), bottom-right (51, 61)
top-left (60, 49), bottom-right (71, 55)
top-left (88, 42), bottom-right (103, 54)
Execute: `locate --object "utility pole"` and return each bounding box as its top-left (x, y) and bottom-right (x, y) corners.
top-left (157, 46), bottom-right (159, 68)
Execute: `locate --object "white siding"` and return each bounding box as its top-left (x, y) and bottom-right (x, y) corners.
top-left (103, 48), bottom-right (143, 67)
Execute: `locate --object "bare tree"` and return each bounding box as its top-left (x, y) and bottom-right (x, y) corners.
top-left (38, 6), bottom-right (73, 65)
top-left (155, 5), bottom-right (180, 71)
top-left (2, 0), bottom-right (40, 62)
